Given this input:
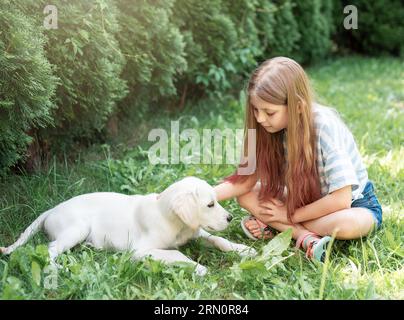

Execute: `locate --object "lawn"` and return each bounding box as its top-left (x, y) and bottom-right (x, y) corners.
top-left (0, 56), bottom-right (403, 299)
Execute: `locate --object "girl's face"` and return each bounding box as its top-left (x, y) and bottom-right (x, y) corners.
top-left (251, 95), bottom-right (288, 133)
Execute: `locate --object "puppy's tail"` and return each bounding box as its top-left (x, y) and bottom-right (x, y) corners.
top-left (0, 208), bottom-right (53, 255)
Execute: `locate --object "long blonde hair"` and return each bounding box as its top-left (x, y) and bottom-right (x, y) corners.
top-left (226, 57), bottom-right (321, 222)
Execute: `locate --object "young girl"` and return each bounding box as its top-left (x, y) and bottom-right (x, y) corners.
top-left (214, 57), bottom-right (383, 262)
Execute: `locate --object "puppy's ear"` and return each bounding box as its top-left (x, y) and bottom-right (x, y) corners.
top-left (171, 192), bottom-right (199, 230)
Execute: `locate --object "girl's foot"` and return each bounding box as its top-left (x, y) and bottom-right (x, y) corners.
top-left (241, 216), bottom-right (274, 240)
top-left (295, 232), bottom-right (332, 262)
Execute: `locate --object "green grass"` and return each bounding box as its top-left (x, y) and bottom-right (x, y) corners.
top-left (0, 56), bottom-right (403, 299)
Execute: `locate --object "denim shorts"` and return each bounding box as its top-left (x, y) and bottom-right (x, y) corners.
top-left (351, 180), bottom-right (383, 229)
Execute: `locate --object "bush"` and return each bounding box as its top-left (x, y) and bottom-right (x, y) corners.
top-left (255, 0), bottom-right (277, 58)
top-left (333, 0), bottom-right (404, 56)
top-left (222, 0), bottom-right (263, 79)
top-left (16, 0), bottom-right (128, 148)
top-left (3, 0), bottom-right (402, 176)
top-left (292, 0), bottom-right (333, 63)
top-left (172, 0), bottom-right (238, 97)
top-left (0, 1), bottom-right (57, 175)
top-left (114, 0), bottom-right (186, 113)
top-left (263, 0), bottom-right (301, 59)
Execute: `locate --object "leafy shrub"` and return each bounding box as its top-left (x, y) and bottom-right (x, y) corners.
top-left (255, 0), bottom-right (277, 58)
top-left (292, 0), bottom-right (333, 63)
top-left (172, 0), bottom-right (238, 97)
top-left (3, 0), bottom-right (402, 176)
top-left (0, 1), bottom-right (57, 175)
top-left (263, 1), bottom-right (301, 59)
top-left (114, 0), bottom-right (187, 112)
top-left (16, 0), bottom-right (128, 148)
top-left (222, 0), bottom-right (263, 79)
top-left (333, 0), bottom-right (404, 56)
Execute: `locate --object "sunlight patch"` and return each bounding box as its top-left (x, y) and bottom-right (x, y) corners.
top-left (363, 147), bottom-right (404, 177)
top-left (377, 147), bottom-right (404, 177)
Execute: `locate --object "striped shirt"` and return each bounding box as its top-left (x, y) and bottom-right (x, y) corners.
top-left (283, 103), bottom-right (368, 202)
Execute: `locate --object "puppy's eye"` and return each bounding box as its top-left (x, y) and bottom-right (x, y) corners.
top-left (207, 201), bottom-right (214, 208)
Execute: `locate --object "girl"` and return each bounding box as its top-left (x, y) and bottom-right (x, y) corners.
top-left (214, 57), bottom-right (383, 262)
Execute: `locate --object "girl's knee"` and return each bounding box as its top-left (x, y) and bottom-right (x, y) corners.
top-left (338, 221), bottom-right (374, 239)
top-left (303, 209), bottom-right (375, 239)
top-left (339, 212), bottom-right (375, 239)
top-left (304, 222), bottom-right (370, 239)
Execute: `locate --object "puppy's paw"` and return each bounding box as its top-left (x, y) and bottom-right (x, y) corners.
top-left (232, 244), bottom-right (257, 258)
top-left (0, 247), bottom-right (8, 255)
top-left (194, 264), bottom-right (208, 277)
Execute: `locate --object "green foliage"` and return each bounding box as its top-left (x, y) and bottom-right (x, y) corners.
top-left (1, 0), bottom-right (402, 176)
top-left (16, 0), bottom-right (128, 146)
top-left (255, 0), bottom-right (277, 58)
top-left (0, 0), bottom-right (57, 175)
top-left (1, 245), bottom-right (49, 299)
top-left (230, 228), bottom-right (294, 282)
top-left (334, 0), bottom-right (404, 56)
top-left (0, 58), bottom-right (404, 300)
top-left (264, 0), bottom-right (301, 59)
top-left (222, 0), bottom-right (263, 78)
top-left (292, 0), bottom-right (333, 63)
top-left (1, 57), bottom-right (402, 299)
top-left (114, 0), bottom-right (186, 110)
top-left (172, 0), bottom-right (238, 96)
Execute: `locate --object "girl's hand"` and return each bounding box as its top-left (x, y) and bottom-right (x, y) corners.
top-left (258, 199), bottom-right (289, 224)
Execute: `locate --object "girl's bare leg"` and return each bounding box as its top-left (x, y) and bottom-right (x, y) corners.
top-left (237, 190), bottom-right (310, 240)
top-left (301, 208), bottom-right (375, 239)
top-left (237, 189), bottom-right (376, 240)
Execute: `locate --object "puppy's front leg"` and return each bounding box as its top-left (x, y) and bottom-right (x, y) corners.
top-left (197, 229), bottom-right (257, 257)
top-left (132, 249), bottom-right (208, 276)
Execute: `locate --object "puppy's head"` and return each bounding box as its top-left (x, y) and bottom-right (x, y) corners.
top-left (160, 176), bottom-right (232, 231)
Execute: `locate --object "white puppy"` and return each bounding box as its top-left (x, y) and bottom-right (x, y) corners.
top-left (0, 176), bottom-right (256, 276)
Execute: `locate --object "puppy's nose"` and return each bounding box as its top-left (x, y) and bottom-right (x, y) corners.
top-left (227, 215), bottom-right (233, 222)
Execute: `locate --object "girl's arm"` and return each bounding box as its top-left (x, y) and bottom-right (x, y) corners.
top-left (214, 175), bottom-right (258, 202)
top-left (292, 185), bottom-right (352, 223)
